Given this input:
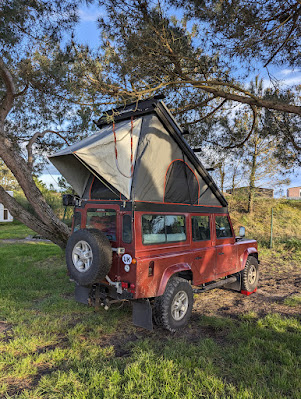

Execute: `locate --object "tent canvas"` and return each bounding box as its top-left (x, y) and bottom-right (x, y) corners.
top-left (49, 99), bottom-right (227, 208)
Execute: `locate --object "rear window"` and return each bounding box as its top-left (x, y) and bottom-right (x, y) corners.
top-left (215, 215), bottom-right (233, 238)
top-left (86, 208), bottom-right (116, 241)
top-left (142, 215), bottom-right (186, 244)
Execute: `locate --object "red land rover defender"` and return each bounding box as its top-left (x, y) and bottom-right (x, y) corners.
top-left (49, 98), bottom-right (259, 332)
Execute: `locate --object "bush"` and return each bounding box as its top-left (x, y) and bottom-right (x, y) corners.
top-left (14, 178), bottom-right (73, 226)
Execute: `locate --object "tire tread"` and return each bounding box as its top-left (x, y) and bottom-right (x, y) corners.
top-left (153, 277), bottom-right (193, 332)
top-left (241, 256), bottom-right (259, 292)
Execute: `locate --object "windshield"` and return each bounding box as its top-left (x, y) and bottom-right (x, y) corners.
top-left (86, 208), bottom-right (116, 241)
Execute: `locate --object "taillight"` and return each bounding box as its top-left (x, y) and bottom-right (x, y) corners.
top-left (120, 282), bottom-right (135, 294)
top-left (130, 283), bottom-right (135, 294)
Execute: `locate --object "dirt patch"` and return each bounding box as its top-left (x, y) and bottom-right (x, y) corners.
top-left (0, 238), bottom-right (51, 244)
top-left (3, 364), bottom-right (58, 397)
top-left (1, 377), bottom-right (33, 397)
top-left (193, 256), bottom-right (301, 320)
top-left (0, 321), bottom-right (13, 342)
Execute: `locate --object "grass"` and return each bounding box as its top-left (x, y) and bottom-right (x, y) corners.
top-left (0, 242), bottom-right (300, 398)
top-left (284, 295), bottom-right (301, 307)
top-left (0, 221), bottom-right (35, 240)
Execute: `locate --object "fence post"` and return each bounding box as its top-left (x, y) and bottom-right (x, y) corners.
top-left (270, 207), bottom-right (273, 248)
top-left (63, 206), bottom-right (67, 222)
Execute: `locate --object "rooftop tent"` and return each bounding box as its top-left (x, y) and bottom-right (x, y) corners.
top-left (49, 98), bottom-right (227, 207)
top-left (49, 119), bottom-right (142, 198)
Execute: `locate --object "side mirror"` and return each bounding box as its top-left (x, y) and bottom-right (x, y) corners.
top-left (63, 194), bottom-right (75, 206)
top-left (239, 226), bottom-right (245, 238)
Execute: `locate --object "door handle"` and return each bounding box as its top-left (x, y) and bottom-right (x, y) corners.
top-left (195, 256), bottom-right (203, 260)
top-left (218, 252), bottom-right (224, 255)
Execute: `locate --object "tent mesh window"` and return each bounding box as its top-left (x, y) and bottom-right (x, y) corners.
top-left (164, 160), bottom-right (199, 204)
top-left (90, 177), bottom-right (121, 200)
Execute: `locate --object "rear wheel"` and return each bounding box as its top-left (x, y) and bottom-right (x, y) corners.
top-left (153, 277), bottom-right (194, 332)
top-left (66, 229), bottom-right (112, 286)
top-left (241, 256), bottom-right (259, 292)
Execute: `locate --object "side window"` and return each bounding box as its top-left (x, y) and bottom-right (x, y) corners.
top-left (142, 215), bottom-right (186, 244)
top-left (165, 215), bottom-right (186, 242)
top-left (73, 212), bottom-right (81, 232)
top-left (192, 216), bottom-right (210, 241)
top-left (122, 215), bottom-right (132, 243)
top-left (215, 215), bottom-right (233, 238)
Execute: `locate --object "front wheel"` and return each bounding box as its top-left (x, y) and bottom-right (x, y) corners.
top-left (241, 256), bottom-right (259, 292)
top-left (153, 277), bottom-right (194, 332)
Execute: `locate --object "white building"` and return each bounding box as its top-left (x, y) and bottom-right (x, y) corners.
top-left (0, 191), bottom-right (13, 222)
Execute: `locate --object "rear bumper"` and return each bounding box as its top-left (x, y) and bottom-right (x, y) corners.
top-left (75, 283), bottom-right (134, 305)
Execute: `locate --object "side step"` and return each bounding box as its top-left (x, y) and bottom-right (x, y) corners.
top-left (193, 275), bottom-right (239, 294)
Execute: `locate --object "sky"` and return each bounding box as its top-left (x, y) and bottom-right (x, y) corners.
top-left (41, 3), bottom-right (301, 194)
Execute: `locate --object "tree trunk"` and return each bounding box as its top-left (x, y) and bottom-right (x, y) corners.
top-left (247, 143), bottom-right (258, 214)
top-left (217, 163), bottom-right (225, 193)
top-left (0, 187), bottom-right (68, 248)
top-left (231, 164), bottom-right (238, 192)
top-left (0, 128), bottom-right (70, 248)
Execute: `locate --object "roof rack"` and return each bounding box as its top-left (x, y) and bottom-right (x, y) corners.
top-left (94, 95), bottom-right (165, 128)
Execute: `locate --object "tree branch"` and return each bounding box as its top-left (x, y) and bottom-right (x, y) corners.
top-left (99, 78), bottom-right (301, 116)
top-left (263, 12), bottom-right (300, 67)
top-left (185, 99), bottom-right (227, 126)
top-left (224, 106), bottom-right (258, 149)
top-left (26, 130), bottom-right (71, 170)
top-left (15, 83), bottom-right (29, 97)
top-left (172, 95), bottom-right (217, 115)
top-left (206, 105), bottom-right (257, 150)
top-left (191, 84), bottom-right (301, 116)
top-left (0, 57), bottom-right (15, 122)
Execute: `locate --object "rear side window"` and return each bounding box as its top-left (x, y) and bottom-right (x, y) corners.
top-left (215, 215), bottom-right (233, 238)
top-left (142, 215), bottom-right (186, 244)
top-left (192, 216), bottom-right (210, 241)
top-left (122, 215), bottom-right (132, 243)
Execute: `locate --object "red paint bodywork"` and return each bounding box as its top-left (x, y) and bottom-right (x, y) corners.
top-left (73, 203), bottom-right (258, 299)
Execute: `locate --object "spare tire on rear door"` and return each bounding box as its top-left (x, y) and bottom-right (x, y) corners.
top-left (66, 228), bottom-right (112, 286)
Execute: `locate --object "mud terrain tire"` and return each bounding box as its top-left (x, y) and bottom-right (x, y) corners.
top-left (153, 277), bottom-right (194, 332)
top-left (66, 229), bottom-right (112, 286)
top-left (241, 256), bottom-right (259, 292)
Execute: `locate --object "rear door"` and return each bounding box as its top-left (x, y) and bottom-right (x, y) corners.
top-left (83, 203), bottom-right (120, 277)
top-left (190, 214), bottom-right (215, 285)
top-left (214, 214), bottom-right (238, 277)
